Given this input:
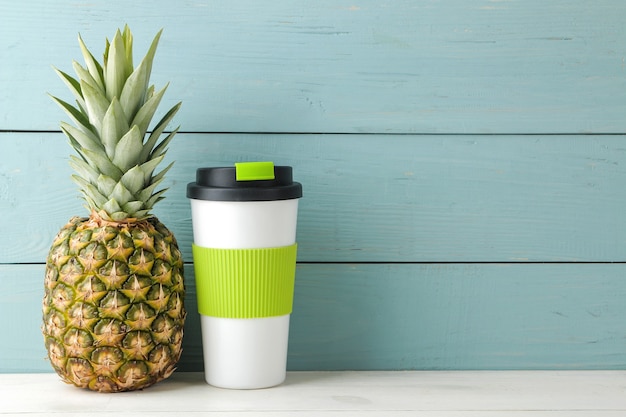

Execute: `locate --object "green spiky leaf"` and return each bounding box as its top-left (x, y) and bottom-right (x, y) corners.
top-left (120, 165), bottom-right (146, 195)
top-left (136, 180), bottom-right (162, 203)
top-left (145, 188), bottom-right (168, 209)
top-left (131, 83), bottom-right (168, 138)
top-left (111, 181), bottom-right (133, 206)
top-left (138, 154), bottom-right (166, 184)
top-left (101, 97), bottom-right (130, 158)
top-left (61, 122), bottom-right (102, 153)
top-left (53, 68), bottom-right (85, 111)
top-left (50, 95), bottom-right (92, 133)
top-left (140, 102), bottom-right (181, 161)
top-left (71, 175), bottom-right (108, 207)
top-left (150, 161), bottom-right (174, 186)
top-left (121, 25), bottom-right (134, 76)
top-left (122, 201), bottom-right (144, 215)
top-left (150, 127), bottom-right (179, 160)
top-left (73, 61), bottom-right (104, 96)
top-left (52, 26), bottom-right (180, 221)
top-left (102, 198), bottom-right (123, 216)
top-left (96, 174), bottom-right (117, 197)
top-left (119, 29), bottom-right (162, 122)
top-left (77, 34), bottom-right (105, 91)
top-left (131, 210), bottom-right (151, 219)
top-left (80, 80), bottom-right (109, 135)
top-left (81, 148), bottom-right (123, 180)
top-left (112, 125), bottom-right (143, 171)
top-left (103, 29), bottom-right (127, 101)
top-left (69, 155), bottom-right (100, 183)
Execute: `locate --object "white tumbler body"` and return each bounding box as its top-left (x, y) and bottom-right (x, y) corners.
top-left (190, 198), bottom-right (299, 389)
top-left (200, 315), bottom-right (290, 389)
top-left (191, 200), bottom-right (299, 249)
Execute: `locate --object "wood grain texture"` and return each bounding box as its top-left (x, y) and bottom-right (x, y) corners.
top-left (1, 1), bottom-right (625, 374)
top-left (2, 371), bottom-right (626, 415)
top-left (1, 1), bottom-right (625, 133)
top-left (2, 263), bottom-right (625, 372)
top-left (1, 132), bottom-right (625, 263)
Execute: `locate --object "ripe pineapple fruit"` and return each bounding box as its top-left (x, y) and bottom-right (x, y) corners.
top-left (43, 26), bottom-right (186, 392)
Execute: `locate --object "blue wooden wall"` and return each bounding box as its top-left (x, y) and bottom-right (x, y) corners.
top-left (1, 1), bottom-right (625, 372)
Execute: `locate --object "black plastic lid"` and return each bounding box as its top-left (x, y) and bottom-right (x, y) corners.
top-left (187, 163), bottom-right (303, 202)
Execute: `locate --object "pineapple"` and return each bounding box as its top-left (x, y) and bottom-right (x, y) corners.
top-left (43, 26), bottom-right (186, 393)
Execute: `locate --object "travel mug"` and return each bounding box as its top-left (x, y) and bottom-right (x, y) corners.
top-left (187, 162), bottom-right (303, 389)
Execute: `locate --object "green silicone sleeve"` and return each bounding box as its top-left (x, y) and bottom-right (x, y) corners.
top-left (192, 243), bottom-right (297, 318)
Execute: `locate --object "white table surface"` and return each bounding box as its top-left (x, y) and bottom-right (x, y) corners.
top-left (1, 371), bottom-right (625, 416)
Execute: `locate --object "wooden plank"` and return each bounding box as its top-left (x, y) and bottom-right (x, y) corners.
top-left (1, 132), bottom-right (625, 263)
top-left (1, 372), bottom-right (626, 415)
top-left (2, 263), bottom-right (625, 373)
top-left (1, 1), bottom-right (626, 133)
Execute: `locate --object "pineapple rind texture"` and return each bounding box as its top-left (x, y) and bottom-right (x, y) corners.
top-left (43, 216), bottom-right (186, 393)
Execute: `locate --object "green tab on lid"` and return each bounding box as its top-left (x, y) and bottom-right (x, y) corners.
top-left (235, 161), bottom-right (275, 181)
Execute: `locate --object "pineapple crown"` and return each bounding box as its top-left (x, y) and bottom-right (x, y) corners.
top-left (50, 25), bottom-right (181, 222)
